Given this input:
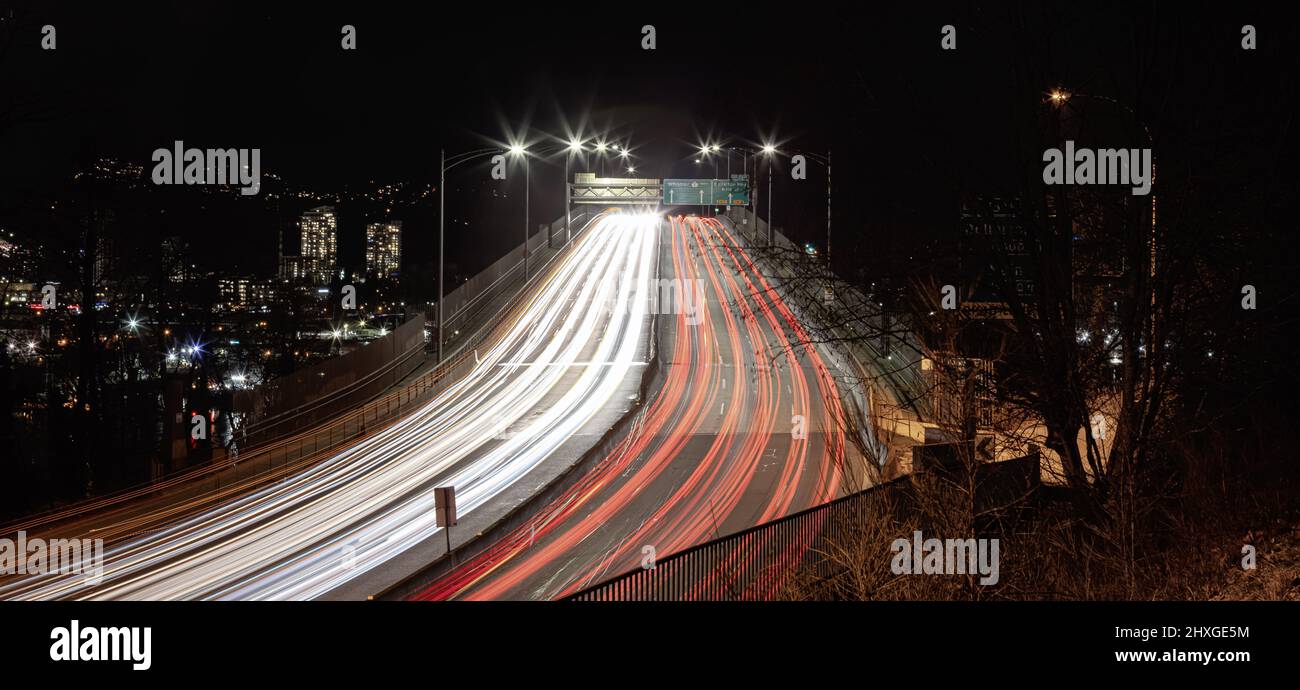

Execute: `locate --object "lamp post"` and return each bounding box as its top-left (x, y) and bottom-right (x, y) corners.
top-left (761, 144), bottom-right (776, 245)
top-left (507, 145), bottom-right (530, 281)
top-left (1049, 88), bottom-right (1157, 362)
top-left (789, 149), bottom-right (833, 267)
top-left (438, 146), bottom-right (510, 364)
top-left (563, 140), bottom-right (584, 244)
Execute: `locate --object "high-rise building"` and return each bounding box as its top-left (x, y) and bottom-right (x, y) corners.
top-left (94, 234), bottom-right (114, 286)
top-left (278, 255), bottom-right (306, 282)
top-left (160, 236), bottom-right (190, 286)
top-left (300, 206), bottom-right (338, 284)
top-left (365, 220), bottom-right (402, 279)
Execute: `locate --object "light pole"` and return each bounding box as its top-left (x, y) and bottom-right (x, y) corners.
top-left (508, 145), bottom-right (530, 281)
top-left (698, 144), bottom-right (722, 216)
top-left (617, 145), bottom-right (631, 178)
top-left (700, 145), bottom-right (719, 178)
top-left (438, 146), bottom-right (509, 364)
top-left (563, 140), bottom-right (584, 244)
top-left (1049, 88), bottom-right (1157, 361)
top-left (762, 144), bottom-right (776, 245)
top-left (767, 155), bottom-right (773, 245)
top-left (789, 149), bottom-right (833, 267)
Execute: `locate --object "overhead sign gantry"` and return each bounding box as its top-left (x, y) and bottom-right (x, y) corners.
top-left (662, 175), bottom-right (751, 206)
top-left (569, 173), bottom-right (662, 205)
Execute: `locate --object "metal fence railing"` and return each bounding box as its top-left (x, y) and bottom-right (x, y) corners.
top-left (568, 453), bottom-right (1040, 601)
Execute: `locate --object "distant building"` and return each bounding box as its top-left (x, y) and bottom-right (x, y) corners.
top-left (365, 220), bottom-right (402, 279)
top-left (160, 236), bottom-right (191, 286)
top-left (300, 206), bottom-right (338, 284)
top-left (278, 255), bottom-right (307, 282)
top-left (217, 276), bottom-right (277, 312)
top-left (94, 234), bottom-right (114, 286)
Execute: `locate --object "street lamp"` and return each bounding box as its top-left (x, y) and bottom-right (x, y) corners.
top-left (721, 144), bottom-right (769, 238)
top-left (787, 149), bottom-right (833, 266)
top-left (698, 144), bottom-right (719, 178)
top-left (564, 139), bottom-right (584, 243)
top-left (508, 144), bottom-right (530, 285)
top-left (760, 144), bottom-right (776, 245)
top-left (1049, 86), bottom-right (1158, 363)
top-left (438, 145), bottom-right (511, 363)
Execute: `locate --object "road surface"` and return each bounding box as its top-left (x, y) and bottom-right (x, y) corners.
top-left (0, 212), bottom-right (659, 600)
top-left (414, 215), bottom-right (853, 600)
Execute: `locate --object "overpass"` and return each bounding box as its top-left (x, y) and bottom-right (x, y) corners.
top-left (568, 173), bottom-right (661, 209)
top-left (0, 170), bottom-right (900, 602)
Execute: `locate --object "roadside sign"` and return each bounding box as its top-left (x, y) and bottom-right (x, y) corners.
top-left (663, 179), bottom-right (710, 205)
top-left (711, 178), bottom-right (750, 206)
top-left (434, 486), bottom-right (457, 527)
top-left (663, 179), bottom-right (750, 206)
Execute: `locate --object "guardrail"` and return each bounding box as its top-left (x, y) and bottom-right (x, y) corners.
top-left (568, 452), bottom-right (1040, 601)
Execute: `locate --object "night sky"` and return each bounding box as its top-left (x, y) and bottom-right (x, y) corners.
top-left (1, 3), bottom-right (1296, 284)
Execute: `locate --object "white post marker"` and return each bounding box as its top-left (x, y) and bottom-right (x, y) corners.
top-left (435, 485), bottom-right (457, 560)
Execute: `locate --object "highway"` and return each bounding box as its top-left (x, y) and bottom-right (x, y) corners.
top-left (0, 212), bottom-right (659, 600)
top-left (412, 215), bottom-right (852, 600)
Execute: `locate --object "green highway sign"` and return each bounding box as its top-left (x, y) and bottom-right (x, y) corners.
top-left (711, 178), bottom-right (750, 206)
top-left (662, 179), bottom-right (750, 206)
top-left (663, 179), bottom-right (711, 205)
